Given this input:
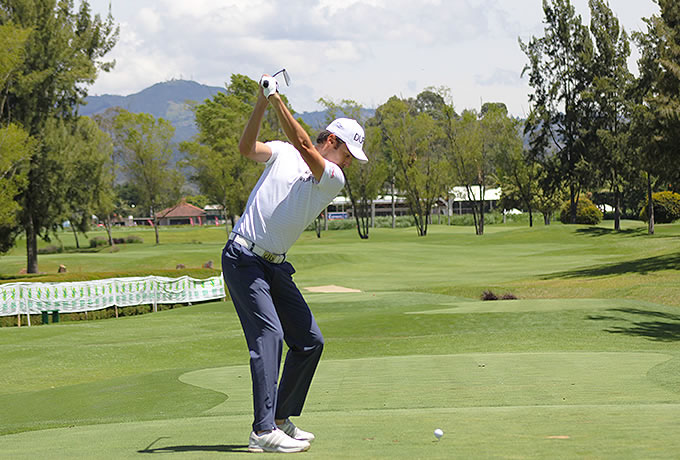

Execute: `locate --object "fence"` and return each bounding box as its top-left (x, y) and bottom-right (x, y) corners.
top-left (0, 275), bottom-right (226, 326)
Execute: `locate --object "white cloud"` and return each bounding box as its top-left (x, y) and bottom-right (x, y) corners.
top-left (137, 8), bottom-right (162, 34)
top-left (85, 0), bottom-right (662, 115)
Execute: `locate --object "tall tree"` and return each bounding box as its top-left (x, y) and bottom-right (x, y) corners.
top-left (0, 0), bottom-right (118, 272)
top-left (632, 0), bottom-right (680, 234)
top-left (520, 0), bottom-right (595, 224)
top-left (62, 116), bottom-right (113, 248)
top-left (0, 123), bottom-right (35, 253)
top-left (92, 107), bottom-right (122, 245)
top-left (319, 98), bottom-right (387, 239)
top-left (114, 110), bottom-right (183, 244)
top-left (490, 112), bottom-right (536, 226)
top-left (376, 96), bottom-right (449, 237)
top-left (0, 22), bottom-right (34, 254)
top-left (588, 0), bottom-right (634, 231)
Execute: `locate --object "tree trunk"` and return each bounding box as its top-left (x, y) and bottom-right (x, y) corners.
top-left (529, 208), bottom-right (533, 227)
top-left (478, 197), bottom-right (485, 236)
top-left (105, 215), bottom-right (114, 246)
top-left (614, 188), bottom-right (621, 231)
top-left (570, 183), bottom-right (577, 224)
top-left (153, 218), bottom-right (160, 244)
top-left (345, 176), bottom-right (368, 239)
top-left (315, 215), bottom-right (322, 238)
top-left (391, 178), bottom-right (396, 229)
top-left (26, 214), bottom-right (39, 273)
top-left (647, 172), bottom-right (654, 235)
top-left (544, 212), bottom-right (551, 225)
top-left (71, 224), bottom-right (80, 249)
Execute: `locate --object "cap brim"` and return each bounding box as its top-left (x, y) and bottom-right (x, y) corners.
top-left (347, 144), bottom-right (368, 164)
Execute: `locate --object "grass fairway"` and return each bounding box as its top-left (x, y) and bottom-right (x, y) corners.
top-left (1, 221), bottom-right (679, 458)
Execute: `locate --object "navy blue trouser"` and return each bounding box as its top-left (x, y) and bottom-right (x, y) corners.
top-left (221, 240), bottom-right (324, 433)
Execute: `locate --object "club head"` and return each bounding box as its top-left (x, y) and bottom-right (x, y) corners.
top-left (273, 69), bottom-right (291, 86)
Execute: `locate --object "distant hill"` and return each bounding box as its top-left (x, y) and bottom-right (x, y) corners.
top-left (80, 79), bottom-right (226, 149)
top-left (80, 79), bottom-right (375, 162)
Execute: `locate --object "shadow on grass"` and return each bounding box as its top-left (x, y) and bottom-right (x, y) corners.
top-left (543, 252), bottom-right (680, 279)
top-left (139, 444), bottom-right (248, 454)
top-left (575, 227), bottom-right (647, 237)
top-left (589, 308), bottom-right (680, 342)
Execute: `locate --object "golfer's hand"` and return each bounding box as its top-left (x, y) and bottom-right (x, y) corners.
top-left (259, 75), bottom-right (278, 99)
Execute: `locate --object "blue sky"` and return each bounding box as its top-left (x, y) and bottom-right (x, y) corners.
top-left (85, 0), bottom-right (660, 116)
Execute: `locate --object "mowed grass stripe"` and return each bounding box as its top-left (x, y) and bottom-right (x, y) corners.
top-left (1, 405), bottom-right (680, 459)
top-left (180, 353), bottom-right (679, 417)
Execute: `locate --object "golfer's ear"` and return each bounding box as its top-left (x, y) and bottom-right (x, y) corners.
top-left (329, 134), bottom-right (341, 148)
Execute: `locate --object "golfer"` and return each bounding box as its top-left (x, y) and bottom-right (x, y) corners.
top-left (221, 74), bottom-right (368, 453)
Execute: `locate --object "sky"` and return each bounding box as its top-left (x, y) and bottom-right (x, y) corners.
top-left (84, 0), bottom-right (660, 117)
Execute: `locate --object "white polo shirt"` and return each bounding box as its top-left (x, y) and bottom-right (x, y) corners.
top-left (233, 141), bottom-right (345, 254)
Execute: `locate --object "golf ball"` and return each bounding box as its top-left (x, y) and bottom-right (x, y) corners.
top-left (434, 428), bottom-right (444, 439)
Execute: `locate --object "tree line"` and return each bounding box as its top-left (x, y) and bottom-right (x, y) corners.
top-left (1, 0), bottom-right (679, 274)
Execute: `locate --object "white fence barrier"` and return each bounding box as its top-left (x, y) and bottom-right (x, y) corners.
top-left (0, 275), bottom-right (226, 324)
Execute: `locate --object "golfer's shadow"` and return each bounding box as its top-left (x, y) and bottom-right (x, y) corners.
top-left (138, 437), bottom-right (248, 454)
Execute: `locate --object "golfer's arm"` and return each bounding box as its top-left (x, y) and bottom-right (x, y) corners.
top-left (269, 94), bottom-right (325, 181)
top-left (239, 93), bottom-right (272, 163)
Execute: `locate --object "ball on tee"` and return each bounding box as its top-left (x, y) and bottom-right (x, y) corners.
top-left (434, 428), bottom-right (444, 439)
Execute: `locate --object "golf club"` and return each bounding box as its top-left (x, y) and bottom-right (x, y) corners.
top-left (261, 69), bottom-right (291, 91)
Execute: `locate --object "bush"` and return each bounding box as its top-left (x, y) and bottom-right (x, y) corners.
top-left (38, 245), bottom-right (63, 254)
top-left (559, 197), bottom-right (603, 225)
top-left (639, 191), bottom-right (680, 223)
top-left (89, 236), bottom-right (108, 248)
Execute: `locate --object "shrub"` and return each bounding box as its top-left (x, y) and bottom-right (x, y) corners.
top-left (639, 191), bottom-right (680, 223)
top-left (125, 235), bottom-right (144, 244)
top-left (481, 290), bottom-right (498, 301)
top-left (89, 236), bottom-right (108, 248)
top-left (559, 197), bottom-right (603, 225)
top-left (38, 245), bottom-right (63, 254)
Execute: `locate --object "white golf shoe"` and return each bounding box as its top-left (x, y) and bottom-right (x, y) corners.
top-left (248, 428), bottom-right (310, 453)
top-left (276, 419), bottom-right (316, 442)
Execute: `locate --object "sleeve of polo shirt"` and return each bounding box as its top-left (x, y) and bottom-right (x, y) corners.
top-left (264, 141), bottom-right (283, 166)
top-left (318, 159), bottom-right (345, 195)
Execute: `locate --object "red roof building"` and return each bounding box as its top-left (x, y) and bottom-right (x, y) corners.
top-left (156, 201), bottom-right (207, 226)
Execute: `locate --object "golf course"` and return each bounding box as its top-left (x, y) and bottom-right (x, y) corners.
top-left (0, 221), bottom-right (679, 459)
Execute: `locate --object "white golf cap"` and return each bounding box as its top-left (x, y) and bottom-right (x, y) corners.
top-left (326, 118), bottom-right (368, 163)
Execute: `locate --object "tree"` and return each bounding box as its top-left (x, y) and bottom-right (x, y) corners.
top-left (632, 0), bottom-right (680, 234)
top-left (0, 22), bottom-right (34, 254)
top-left (375, 96), bottom-right (449, 236)
top-left (180, 74), bottom-right (294, 231)
top-left (0, 123), bottom-right (35, 253)
top-left (0, 0), bottom-right (118, 272)
top-left (114, 110), bottom-right (183, 244)
top-left (92, 107), bottom-right (123, 245)
top-left (62, 116), bottom-right (113, 248)
top-left (493, 119), bottom-right (538, 227)
top-left (520, 0), bottom-right (595, 224)
top-left (319, 98), bottom-right (387, 239)
top-left (588, 0), bottom-right (634, 231)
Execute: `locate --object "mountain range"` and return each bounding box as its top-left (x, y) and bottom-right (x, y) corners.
top-left (79, 79), bottom-right (374, 151)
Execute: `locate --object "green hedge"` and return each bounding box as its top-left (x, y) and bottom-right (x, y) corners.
top-left (639, 191), bottom-right (680, 223)
top-left (559, 197), bottom-right (603, 225)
